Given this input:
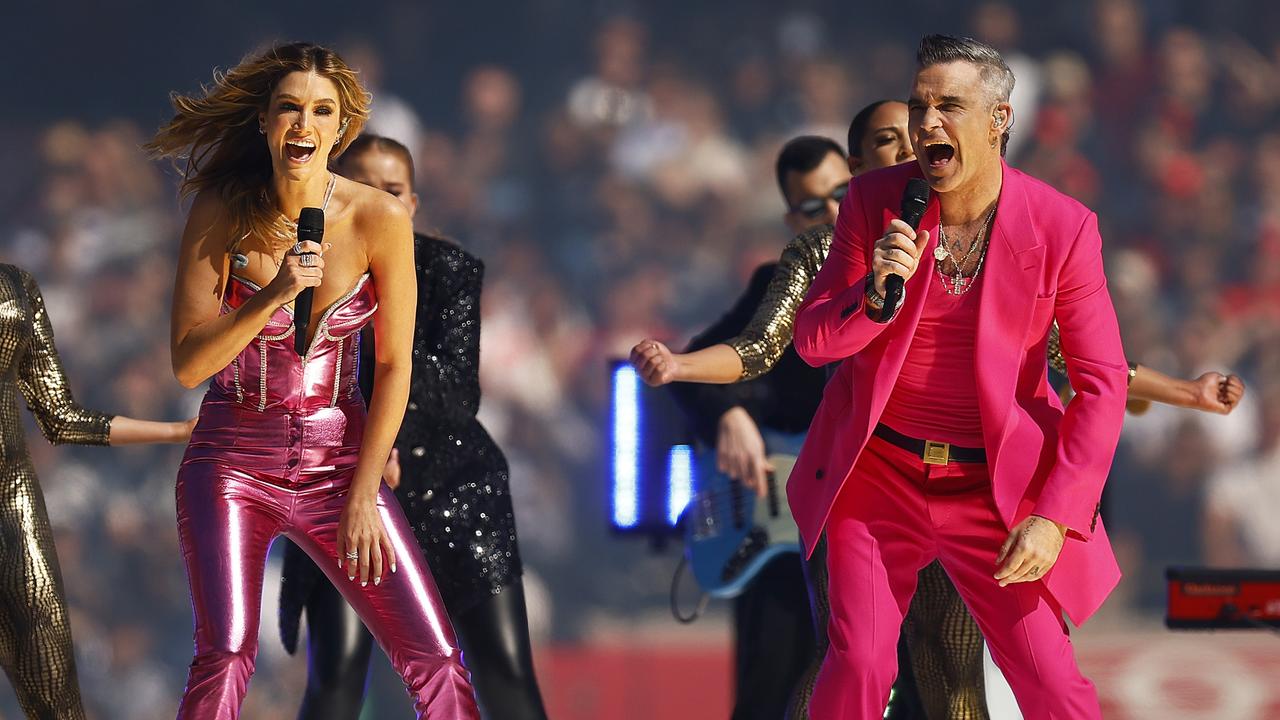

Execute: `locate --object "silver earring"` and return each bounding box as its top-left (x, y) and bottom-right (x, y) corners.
top-left (258, 125), bottom-right (266, 135)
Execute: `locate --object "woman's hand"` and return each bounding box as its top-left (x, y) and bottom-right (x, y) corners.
top-left (1192, 372), bottom-right (1246, 415)
top-left (336, 495), bottom-right (398, 587)
top-left (1129, 364), bottom-right (1248, 415)
top-left (631, 339), bottom-right (681, 386)
top-left (265, 240), bottom-right (331, 307)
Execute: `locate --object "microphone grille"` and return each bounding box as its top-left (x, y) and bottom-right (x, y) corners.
top-left (298, 207), bottom-right (324, 231)
top-left (905, 178), bottom-right (930, 207)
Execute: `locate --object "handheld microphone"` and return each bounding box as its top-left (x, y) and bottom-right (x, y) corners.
top-left (293, 207), bottom-right (324, 356)
top-left (882, 178), bottom-right (931, 312)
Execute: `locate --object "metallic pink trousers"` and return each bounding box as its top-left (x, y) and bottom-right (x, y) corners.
top-left (175, 398), bottom-right (479, 719)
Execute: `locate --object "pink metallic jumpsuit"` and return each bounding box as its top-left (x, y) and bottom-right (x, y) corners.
top-left (175, 273), bottom-right (479, 719)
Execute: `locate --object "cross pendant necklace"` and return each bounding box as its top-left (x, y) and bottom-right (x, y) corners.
top-left (934, 204), bottom-right (996, 296)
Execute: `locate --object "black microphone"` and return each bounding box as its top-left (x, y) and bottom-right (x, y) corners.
top-left (293, 207), bottom-right (324, 356)
top-left (882, 178), bottom-right (931, 312)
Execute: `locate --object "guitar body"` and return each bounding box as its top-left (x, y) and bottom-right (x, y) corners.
top-left (681, 431), bottom-right (806, 599)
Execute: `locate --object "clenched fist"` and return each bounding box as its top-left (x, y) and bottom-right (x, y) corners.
top-left (871, 219), bottom-right (931, 297)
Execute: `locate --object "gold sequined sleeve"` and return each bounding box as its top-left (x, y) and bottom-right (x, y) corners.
top-left (727, 226), bottom-right (833, 380)
top-left (15, 270), bottom-right (113, 446)
top-left (1047, 322), bottom-right (1068, 375)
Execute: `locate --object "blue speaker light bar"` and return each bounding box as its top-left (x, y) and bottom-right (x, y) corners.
top-left (666, 444), bottom-right (694, 526)
top-left (611, 364), bottom-right (641, 529)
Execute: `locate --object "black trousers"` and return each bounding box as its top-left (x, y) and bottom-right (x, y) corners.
top-left (732, 554), bottom-right (815, 720)
top-left (296, 579), bottom-right (548, 720)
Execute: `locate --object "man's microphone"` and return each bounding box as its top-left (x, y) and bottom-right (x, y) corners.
top-left (293, 207), bottom-right (324, 356)
top-left (882, 178), bottom-right (931, 312)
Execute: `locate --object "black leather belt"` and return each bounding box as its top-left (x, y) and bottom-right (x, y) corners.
top-left (873, 424), bottom-right (987, 465)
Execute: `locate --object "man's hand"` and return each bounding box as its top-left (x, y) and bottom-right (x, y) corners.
top-left (995, 515), bottom-right (1066, 587)
top-left (871, 219), bottom-right (931, 297)
top-left (716, 407), bottom-right (773, 498)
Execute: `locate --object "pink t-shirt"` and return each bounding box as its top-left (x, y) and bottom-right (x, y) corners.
top-left (879, 270), bottom-right (986, 448)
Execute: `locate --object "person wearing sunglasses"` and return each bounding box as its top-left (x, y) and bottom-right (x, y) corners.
top-left (790, 183), bottom-right (848, 223)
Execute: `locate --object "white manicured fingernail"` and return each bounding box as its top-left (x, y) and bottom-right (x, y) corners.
top-left (374, 577), bottom-right (381, 586)
top-left (391, 563), bottom-right (397, 573)
top-left (361, 580), bottom-right (367, 587)
top-left (348, 574), bottom-right (355, 581)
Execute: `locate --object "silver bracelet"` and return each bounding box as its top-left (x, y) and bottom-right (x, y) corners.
top-left (864, 275), bottom-right (886, 311)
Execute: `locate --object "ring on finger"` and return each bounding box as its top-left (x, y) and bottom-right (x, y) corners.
top-left (299, 253), bottom-right (317, 267)
top-left (292, 242), bottom-right (306, 255)
top-left (344, 550), bottom-right (358, 561)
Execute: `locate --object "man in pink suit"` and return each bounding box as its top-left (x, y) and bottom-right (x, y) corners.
top-left (790, 35), bottom-right (1127, 719)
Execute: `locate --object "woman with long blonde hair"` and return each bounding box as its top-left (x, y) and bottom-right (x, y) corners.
top-left (148, 42), bottom-right (478, 719)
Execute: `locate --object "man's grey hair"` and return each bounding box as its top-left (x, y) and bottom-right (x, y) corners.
top-left (916, 34), bottom-right (1015, 154)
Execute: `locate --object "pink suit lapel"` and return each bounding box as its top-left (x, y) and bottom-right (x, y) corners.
top-left (975, 163), bottom-right (1044, 483)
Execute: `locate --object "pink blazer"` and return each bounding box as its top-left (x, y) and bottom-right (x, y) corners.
top-left (789, 161), bottom-right (1128, 624)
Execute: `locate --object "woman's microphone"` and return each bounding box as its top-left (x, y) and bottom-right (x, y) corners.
top-left (294, 207), bottom-right (324, 356)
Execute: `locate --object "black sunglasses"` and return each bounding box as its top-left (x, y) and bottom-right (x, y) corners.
top-left (791, 184), bottom-right (848, 219)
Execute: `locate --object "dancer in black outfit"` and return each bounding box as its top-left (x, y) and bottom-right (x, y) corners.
top-left (279, 135), bottom-right (547, 720)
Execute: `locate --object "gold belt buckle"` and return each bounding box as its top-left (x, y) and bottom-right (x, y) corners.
top-left (922, 440), bottom-right (951, 466)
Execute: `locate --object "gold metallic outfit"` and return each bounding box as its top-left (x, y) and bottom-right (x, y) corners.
top-left (1047, 324), bottom-right (1067, 375)
top-left (0, 265), bottom-right (112, 720)
top-left (728, 227), bottom-right (834, 382)
top-left (726, 226), bottom-right (988, 720)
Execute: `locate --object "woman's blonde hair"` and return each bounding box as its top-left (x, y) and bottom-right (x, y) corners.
top-left (146, 42), bottom-right (370, 251)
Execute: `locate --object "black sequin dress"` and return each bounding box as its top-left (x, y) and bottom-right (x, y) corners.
top-left (279, 234), bottom-right (522, 649)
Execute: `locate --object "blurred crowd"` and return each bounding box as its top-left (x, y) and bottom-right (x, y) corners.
top-left (2, 0), bottom-right (1279, 716)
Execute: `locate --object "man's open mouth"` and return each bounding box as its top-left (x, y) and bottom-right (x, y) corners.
top-left (924, 142), bottom-right (955, 168)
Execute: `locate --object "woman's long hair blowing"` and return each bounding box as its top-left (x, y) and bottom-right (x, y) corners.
top-left (146, 42), bottom-right (370, 251)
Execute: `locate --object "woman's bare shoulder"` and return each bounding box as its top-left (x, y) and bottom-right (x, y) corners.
top-left (182, 189), bottom-right (233, 246)
top-left (337, 177), bottom-right (407, 222)
top-left (339, 178), bottom-right (411, 253)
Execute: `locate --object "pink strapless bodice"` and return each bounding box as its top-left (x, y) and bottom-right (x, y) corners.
top-left (210, 274), bottom-right (378, 412)
top-left (185, 274), bottom-right (379, 484)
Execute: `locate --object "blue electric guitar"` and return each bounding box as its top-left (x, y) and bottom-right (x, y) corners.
top-left (680, 431), bottom-right (806, 599)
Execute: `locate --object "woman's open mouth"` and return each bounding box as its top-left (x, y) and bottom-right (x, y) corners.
top-left (285, 138), bottom-right (316, 164)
